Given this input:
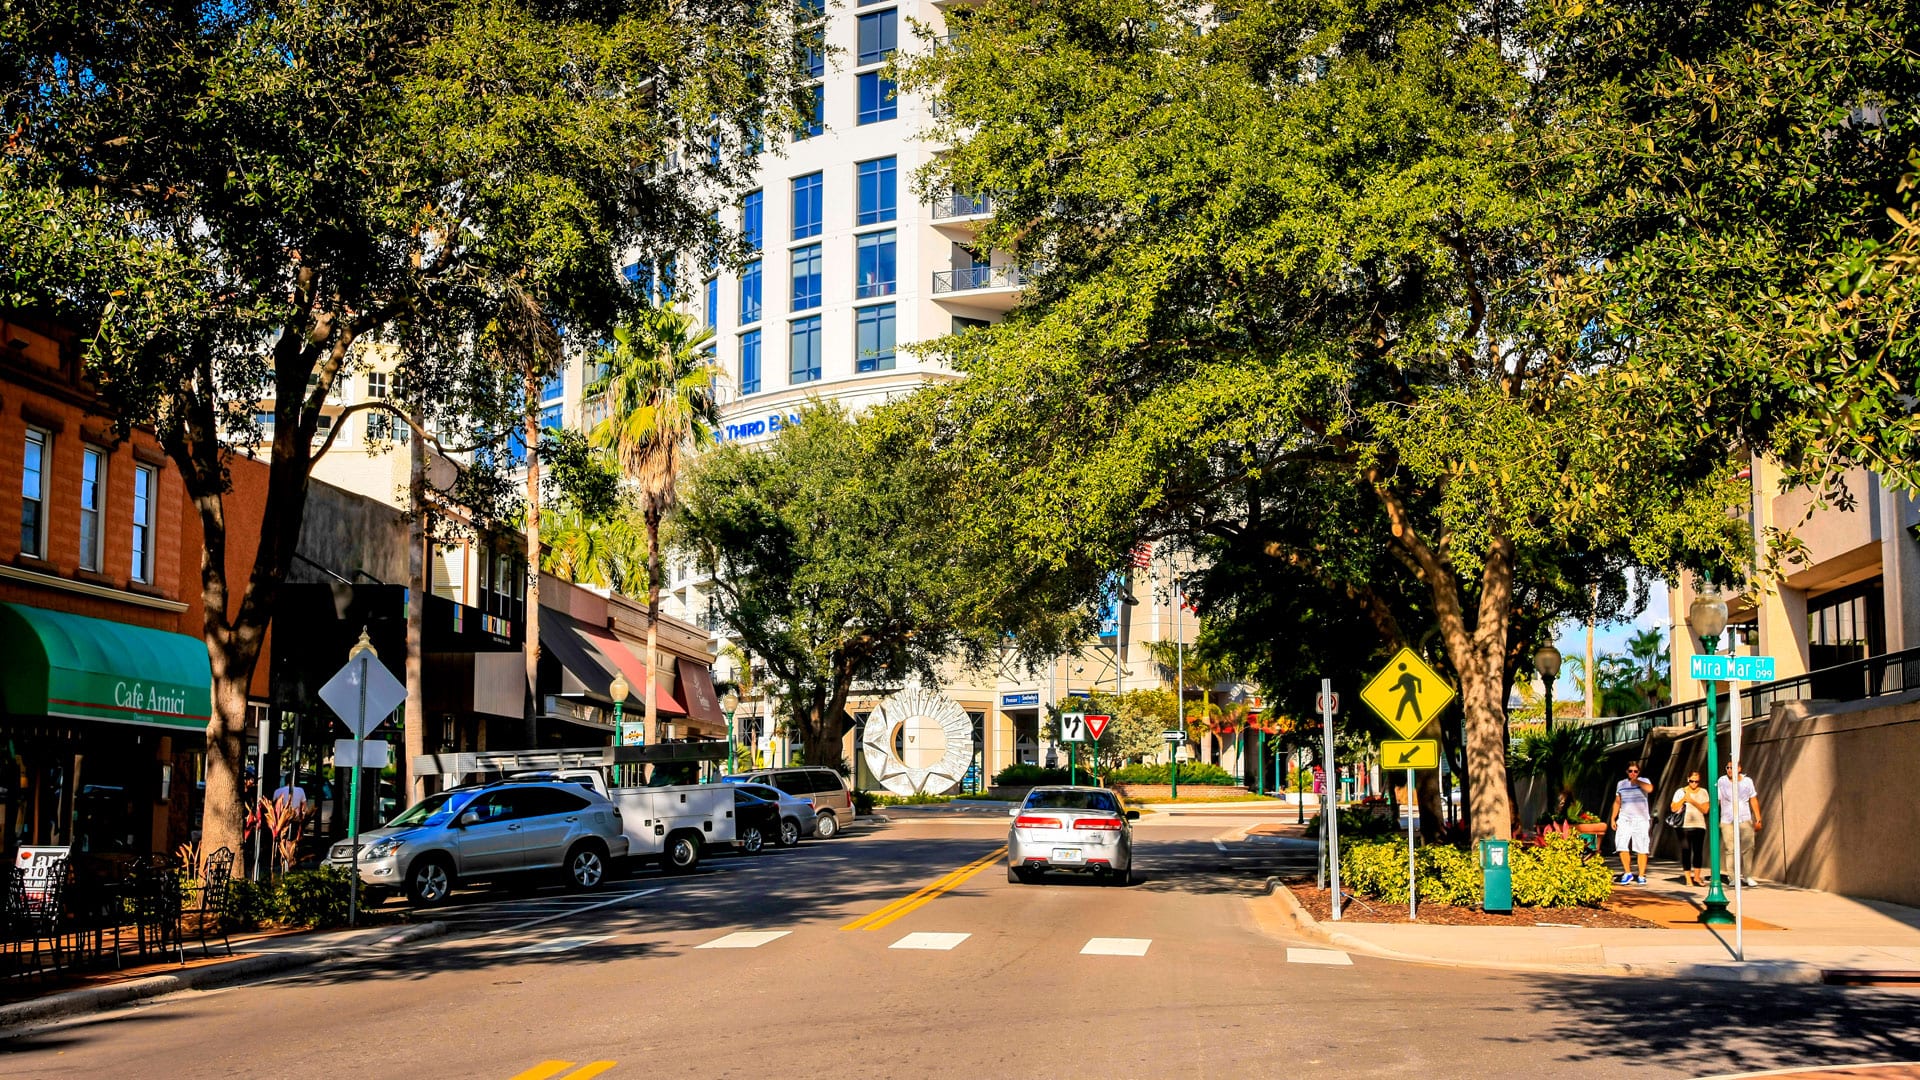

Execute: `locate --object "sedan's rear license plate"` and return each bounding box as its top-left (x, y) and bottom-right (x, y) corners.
top-left (1052, 848), bottom-right (1083, 863)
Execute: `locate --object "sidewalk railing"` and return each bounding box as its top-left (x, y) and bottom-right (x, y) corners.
top-left (1587, 645), bottom-right (1920, 746)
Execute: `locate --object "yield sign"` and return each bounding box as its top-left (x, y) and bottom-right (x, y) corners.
top-left (1085, 714), bottom-right (1112, 740)
top-left (319, 652), bottom-right (408, 738)
top-left (1360, 647), bottom-right (1456, 740)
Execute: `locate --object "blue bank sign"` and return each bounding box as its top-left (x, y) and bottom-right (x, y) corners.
top-left (1001, 691), bottom-right (1040, 708)
top-left (715, 412), bottom-right (802, 444)
top-left (1688, 654), bottom-right (1777, 682)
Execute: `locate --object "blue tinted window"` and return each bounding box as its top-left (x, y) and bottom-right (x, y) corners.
top-left (705, 279), bottom-right (719, 327)
top-left (740, 330), bottom-right (761, 395)
top-left (856, 231), bottom-right (896, 299)
top-left (857, 158), bottom-right (896, 225)
top-left (792, 244), bottom-right (823, 311)
top-left (790, 316), bottom-right (822, 384)
top-left (856, 304), bottom-right (896, 372)
top-left (857, 73), bottom-right (897, 125)
top-left (792, 173), bottom-right (823, 240)
top-left (743, 190), bottom-right (763, 251)
top-left (741, 260), bottom-right (762, 323)
top-left (541, 375), bottom-right (564, 404)
top-left (797, 84), bottom-right (824, 139)
top-left (857, 11), bottom-right (896, 65)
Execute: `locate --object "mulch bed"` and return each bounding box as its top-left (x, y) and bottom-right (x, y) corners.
top-left (1287, 885), bottom-right (1664, 928)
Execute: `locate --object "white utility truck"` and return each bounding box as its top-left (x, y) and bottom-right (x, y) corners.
top-left (412, 747), bottom-right (736, 874)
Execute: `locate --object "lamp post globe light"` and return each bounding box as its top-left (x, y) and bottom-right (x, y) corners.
top-left (721, 690), bottom-right (741, 775)
top-left (1533, 643), bottom-right (1562, 733)
top-left (1687, 586), bottom-right (1734, 926)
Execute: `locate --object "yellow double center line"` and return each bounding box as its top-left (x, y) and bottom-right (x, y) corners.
top-left (841, 846), bottom-right (1007, 932)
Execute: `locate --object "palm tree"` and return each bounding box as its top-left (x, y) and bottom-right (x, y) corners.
top-left (540, 504), bottom-right (641, 592)
top-left (1626, 627), bottom-right (1669, 708)
top-left (588, 308), bottom-right (721, 745)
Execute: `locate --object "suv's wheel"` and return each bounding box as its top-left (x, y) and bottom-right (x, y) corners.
top-left (814, 811), bottom-right (839, 839)
top-left (406, 856), bottom-right (454, 906)
top-left (662, 832), bottom-right (702, 874)
top-left (740, 826), bottom-right (766, 855)
top-left (564, 841), bottom-right (607, 891)
top-left (779, 818), bottom-right (801, 847)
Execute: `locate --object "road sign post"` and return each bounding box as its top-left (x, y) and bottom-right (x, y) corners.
top-left (318, 629), bottom-right (407, 928)
top-left (1360, 649), bottom-right (1456, 924)
top-left (1320, 678), bottom-right (1340, 921)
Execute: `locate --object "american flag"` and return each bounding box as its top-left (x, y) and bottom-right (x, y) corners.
top-left (1128, 541), bottom-right (1154, 569)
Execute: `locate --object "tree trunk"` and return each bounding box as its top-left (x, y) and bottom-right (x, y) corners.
top-left (405, 405), bottom-right (429, 802)
top-left (202, 646), bottom-right (257, 868)
top-left (522, 364), bottom-right (542, 747)
top-left (645, 513), bottom-right (662, 745)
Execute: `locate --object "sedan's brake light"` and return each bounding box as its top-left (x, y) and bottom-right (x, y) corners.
top-left (1074, 818), bottom-right (1124, 830)
top-left (1014, 815), bottom-right (1061, 829)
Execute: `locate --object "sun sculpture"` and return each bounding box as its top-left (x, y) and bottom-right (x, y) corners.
top-left (860, 686), bottom-right (975, 796)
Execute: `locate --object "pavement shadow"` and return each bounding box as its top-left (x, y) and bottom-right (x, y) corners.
top-left (1494, 972), bottom-right (1920, 1076)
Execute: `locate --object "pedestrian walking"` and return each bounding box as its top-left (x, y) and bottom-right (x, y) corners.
top-left (1669, 771), bottom-right (1711, 887)
top-left (1610, 760), bottom-right (1654, 885)
top-left (1717, 763), bottom-right (1763, 887)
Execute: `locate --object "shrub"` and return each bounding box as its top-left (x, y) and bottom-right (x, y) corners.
top-left (1340, 840), bottom-right (1414, 903)
top-left (992, 764), bottom-right (1070, 786)
top-left (1107, 762), bottom-right (1238, 786)
top-left (1510, 832), bottom-right (1613, 908)
top-left (1309, 807), bottom-right (1401, 842)
top-left (852, 789), bottom-right (877, 815)
top-left (225, 877), bottom-right (273, 929)
top-left (274, 868), bottom-right (359, 928)
top-left (1416, 844), bottom-right (1483, 907)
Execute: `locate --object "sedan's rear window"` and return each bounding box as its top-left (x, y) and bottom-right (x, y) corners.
top-left (1023, 790), bottom-right (1119, 812)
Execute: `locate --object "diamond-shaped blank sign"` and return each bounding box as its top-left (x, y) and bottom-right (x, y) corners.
top-left (319, 653), bottom-right (407, 738)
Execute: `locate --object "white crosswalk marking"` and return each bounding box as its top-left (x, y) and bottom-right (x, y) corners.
top-left (890, 932), bottom-right (971, 951)
top-left (508, 935), bottom-right (612, 955)
top-left (1287, 947), bottom-right (1353, 966)
top-left (1081, 937), bottom-right (1151, 956)
top-left (697, 930), bottom-right (792, 950)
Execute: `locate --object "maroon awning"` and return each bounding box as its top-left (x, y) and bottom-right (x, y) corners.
top-left (677, 658), bottom-right (725, 726)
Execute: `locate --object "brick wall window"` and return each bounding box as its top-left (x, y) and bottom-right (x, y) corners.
top-left (21, 427), bottom-right (48, 558)
top-left (79, 445), bottom-right (105, 571)
top-left (132, 463), bottom-right (156, 583)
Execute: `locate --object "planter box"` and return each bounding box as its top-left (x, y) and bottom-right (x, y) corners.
top-left (1112, 784), bottom-right (1249, 801)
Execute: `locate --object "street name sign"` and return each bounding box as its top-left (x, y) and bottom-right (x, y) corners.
top-left (1060, 713), bottom-right (1088, 743)
top-left (319, 653), bottom-right (407, 738)
top-left (1085, 714), bottom-right (1112, 740)
top-left (1360, 648), bottom-right (1456, 740)
top-left (1379, 739), bottom-right (1440, 770)
top-left (1162, 730), bottom-right (1187, 743)
top-left (1688, 654), bottom-right (1777, 682)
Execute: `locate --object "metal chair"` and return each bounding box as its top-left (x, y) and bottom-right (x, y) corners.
top-left (128, 856), bottom-right (184, 962)
top-left (186, 847), bottom-right (235, 959)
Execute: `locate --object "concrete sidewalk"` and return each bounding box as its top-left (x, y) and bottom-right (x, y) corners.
top-left (1270, 865), bottom-right (1920, 984)
top-left (0, 919), bottom-right (448, 1032)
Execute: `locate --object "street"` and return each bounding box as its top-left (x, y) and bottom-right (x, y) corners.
top-left (3, 813), bottom-right (1916, 1080)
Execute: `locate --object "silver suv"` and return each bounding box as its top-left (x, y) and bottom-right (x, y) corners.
top-left (329, 780), bottom-right (629, 906)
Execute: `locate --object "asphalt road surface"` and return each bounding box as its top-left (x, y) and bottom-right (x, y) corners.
top-left (4, 811), bottom-right (1917, 1079)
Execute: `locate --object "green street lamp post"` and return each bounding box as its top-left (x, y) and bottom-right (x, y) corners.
top-left (609, 671), bottom-right (629, 786)
top-left (1534, 643), bottom-right (1562, 734)
top-left (1688, 588), bottom-right (1735, 926)
top-left (722, 690), bottom-right (740, 775)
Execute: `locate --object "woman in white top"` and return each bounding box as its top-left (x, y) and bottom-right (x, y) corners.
top-left (1670, 772), bottom-right (1711, 887)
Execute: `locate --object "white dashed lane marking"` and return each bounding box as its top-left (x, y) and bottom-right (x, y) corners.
top-left (1081, 937), bottom-right (1151, 956)
top-left (890, 932), bottom-right (971, 951)
top-left (1287, 947), bottom-right (1353, 966)
top-left (697, 930), bottom-right (792, 949)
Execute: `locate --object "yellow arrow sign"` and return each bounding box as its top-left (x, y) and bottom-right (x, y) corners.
top-left (1380, 739), bottom-right (1440, 770)
top-left (1360, 647), bottom-right (1456, 740)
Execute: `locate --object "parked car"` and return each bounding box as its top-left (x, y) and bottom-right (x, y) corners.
top-left (1006, 785), bottom-right (1139, 886)
top-left (328, 779), bottom-right (630, 905)
top-left (722, 781), bottom-right (816, 846)
top-left (724, 767), bottom-right (854, 838)
top-left (730, 789), bottom-right (782, 855)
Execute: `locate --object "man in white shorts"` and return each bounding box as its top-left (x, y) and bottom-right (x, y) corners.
top-left (1610, 760), bottom-right (1654, 885)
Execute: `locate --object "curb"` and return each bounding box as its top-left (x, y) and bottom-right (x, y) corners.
top-left (0, 920), bottom-right (450, 1032)
top-left (1260, 881), bottom-right (1826, 984)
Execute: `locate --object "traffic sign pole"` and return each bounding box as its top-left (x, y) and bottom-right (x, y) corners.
top-left (1407, 766), bottom-right (1417, 922)
top-left (1322, 677), bottom-right (1340, 921)
top-left (350, 651), bottom-right (366, 928)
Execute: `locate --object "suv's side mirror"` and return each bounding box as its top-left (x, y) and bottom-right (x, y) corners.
top-left (1125, 810), bottom-right (1140, 820)
top-left (456, 809), bottom-right (481, 828)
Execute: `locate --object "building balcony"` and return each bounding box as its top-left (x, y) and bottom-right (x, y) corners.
top-left (932, 264), bottom-right (1025, 313)
top-left (931, 192), bottom-right (993, 224)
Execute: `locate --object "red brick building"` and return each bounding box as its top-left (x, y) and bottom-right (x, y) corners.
top-left (0, 313), bottom-right (210, 856)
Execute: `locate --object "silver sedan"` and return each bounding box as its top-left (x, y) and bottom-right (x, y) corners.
top-left (1007, 786), bottom-right (1139, 886)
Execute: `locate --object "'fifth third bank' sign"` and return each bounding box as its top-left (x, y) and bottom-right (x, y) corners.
top-left (1688, 654), bottom-right (1777, 683)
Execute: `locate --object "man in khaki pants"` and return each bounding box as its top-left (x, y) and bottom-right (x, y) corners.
top-left (1716, 762), bottom-right (1763, 888)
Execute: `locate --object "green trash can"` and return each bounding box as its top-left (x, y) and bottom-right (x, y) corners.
top-left (1480, 838), bottom-right (1513, 915)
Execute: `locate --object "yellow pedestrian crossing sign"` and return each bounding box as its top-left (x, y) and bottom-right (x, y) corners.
top-left (1360, 647), bottom-right (1456, 740)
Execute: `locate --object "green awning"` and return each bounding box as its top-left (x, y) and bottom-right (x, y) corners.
top-left (0, 602), bottom-right (212, 732)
